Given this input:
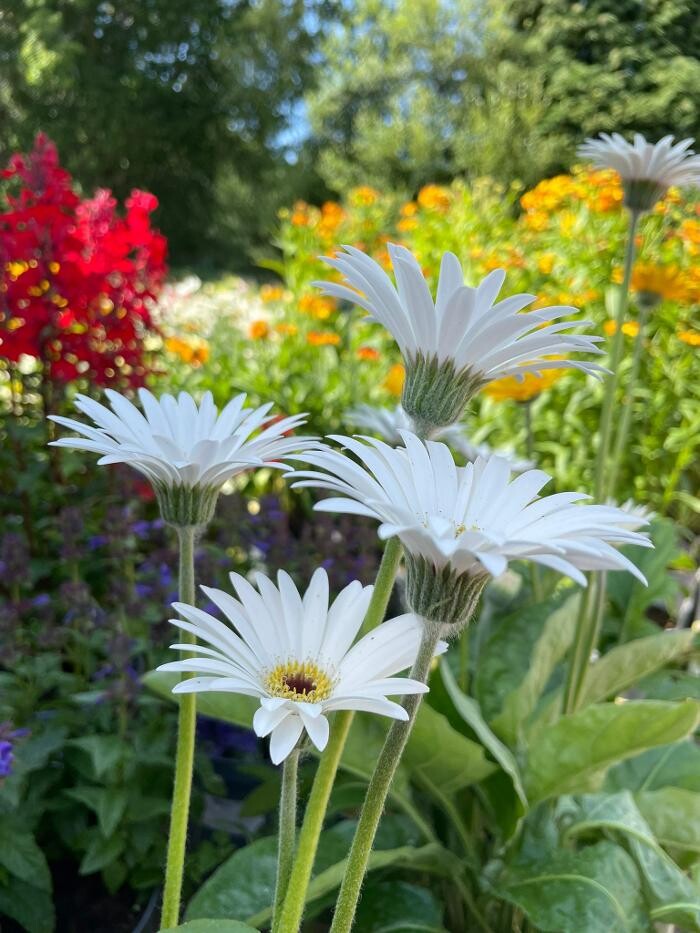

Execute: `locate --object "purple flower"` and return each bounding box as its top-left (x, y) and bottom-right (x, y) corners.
top-left (130, 520), bottom-right (152, 539)
top-left (88, 535), bottom-right (107, 550)
top-left (0, 741), bottom-right (13, 778)
top-left (32, 594), bottom-right (51, 608)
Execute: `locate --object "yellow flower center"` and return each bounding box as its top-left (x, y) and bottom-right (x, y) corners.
top-left (265, 660), bottom-right (334, 703)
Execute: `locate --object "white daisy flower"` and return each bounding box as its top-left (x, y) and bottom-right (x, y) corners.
top-left (50, 389), bottom-right (317, 525)
top-left (292, 433), bottom-right (651, 625)
top-left (315, 245), bottom-right (604, 433)
top-left (347, 403), bottom-right (533, 472)
top-left (157, 568), bottom-right (445, 764)
top-left (578, 133), bottom-right (700, 211)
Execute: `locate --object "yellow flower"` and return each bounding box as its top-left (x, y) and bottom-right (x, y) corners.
top-left (484, 367), bottom-right (566, 402)
top-left (349, 186), bottom-right (380, 207)
top-left (417, 184), bottom-right (451, 212)
top-left (603, 320), bottom-right (639, 338)
top-left (537, 254), bottom-right (555, 275)
top-left (383, 363), bottom-right (405, 397)
top-left (165, 335), bottom-right (210, 365)
top-left (249, 320), bottom-right (270, 340)
top-left (274, 322), bottom-right (298, 337)
top-left (307, 330), bottom-right (340, 346)
top-left (523, 210), bottom-right (549, 232)
top-left (631, 263), bottom-right (690, 303)
top-left (397, 217), bottom-right (418, 232)
top-left (299, 294), bottom-right (336, 320)
top-left (261, 284), bottom-right (285, 302)
top-left (400, 201), bottom-right (418, 217)
top-left (559, 211), bottom-right (577, 237)
top-left (678, 329), bottom-right (700, 347)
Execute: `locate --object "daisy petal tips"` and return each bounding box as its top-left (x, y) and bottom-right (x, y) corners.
top-left (157, 568), bottom-right (446, 765)
top-left (578, 133), bottom-right (700, 212)
top-left (291, 432), bottom-right (652, 628)
top-left (50, 388), bottom-right (319, 526)
top-left (315, 244), bottom-right (604, 434)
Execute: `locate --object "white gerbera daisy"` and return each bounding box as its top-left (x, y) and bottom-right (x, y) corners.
top-left (157, 568), bottom-right (444, 764)
top-left (347, 404), bottom-right (533, 472)
top-left (50, 389), bottom-right (317, 525)
top-left (292, 433), bottom-right (651, 626)
top-left (315, 245), bottom-right (604, 433)
top-left (578, 133), bottom-right (700, 211)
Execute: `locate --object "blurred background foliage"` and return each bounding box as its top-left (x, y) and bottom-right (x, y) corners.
top-left (2, 0), bottom-right (699, 267)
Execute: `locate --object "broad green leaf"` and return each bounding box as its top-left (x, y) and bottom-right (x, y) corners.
top-left (68, 735), bottom-right (126, 779)
top-left (579, 630), bottom-right (695, 706)
top-left (354, 880), bottom-right (448, 932)
top-left (402, 703), bottom-right (497, 794)
top-left (79, 831), bottom-right (125, 875)
top-left (525, 699), bottom-right (700, 802)
top-left (97, 788), bottom-right (128, 838)
top-left (439, 660), bottom-right (527, 807)
top-left (0, 826), bottom-right (52, 891)
top-left (636, 788), bottom-right (700, 853)
top-left (474, 590), bottom-right (573, 722)
top-left (562, 791), bottom-right (700, 930)
top-left (0, 877), bottom-right (55, 933)
top-left (605, 741), bottom-right (700, 793)
top-left (161, 922), bottom-right (258, 933)
top-left (500, 840), bottom-right (649, 932)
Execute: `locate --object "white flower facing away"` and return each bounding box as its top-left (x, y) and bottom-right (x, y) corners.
top-left (578, 133), bottom-right (700, 190)
top-left (157, 568), bottom-right (445, 764)
top-left (347, 404), bottom-right (533, 473)
top-left (50, 389), bottom-right (316, 490)
top-left (291, 432), bottom-right (652, 587)
top-left (315, 244), bottom-right (605, 385)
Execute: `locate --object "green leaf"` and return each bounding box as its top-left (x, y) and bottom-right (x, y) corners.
top-left (0, 877), bottom-right (55, 933)
top-left (525, 700), bottom-right (700, 802)
top-left (499, 840), bottom-right (649, 933)
top-left (474, 589), bottom-right (574, 722)
top-left (562, 791), bottom-right (700, 930)
top-left (145, 669), bottom-right (258, 728)
top-left (636, 788), bottom-right (700, 853)
top-left (579, 630), bottom-right (695, 706)
top-left (97, 788), bottom-right (128, 838)
top-left (0, 826), bottom-right (52, 891)
top-left (68, 735), bottom-right (126, 779)
top-left (162, 922), bottom-right (258, 933)
top-left (605, 741), bottom-right (700, 794)
top-left (491, 592), bottom-right (580, 743)
top-left (79, 831), bottom-right (125, 875)
top-left (439, 660), bottom-right (527, 807)
top-left (354, 880), bottom-right (448, 932)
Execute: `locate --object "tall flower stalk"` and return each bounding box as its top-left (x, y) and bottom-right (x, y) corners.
top-left (271, 748), bottom-right (300, 931)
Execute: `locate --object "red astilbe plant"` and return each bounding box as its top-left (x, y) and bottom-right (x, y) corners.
top-left (0, 133), bottom-right (166, 404)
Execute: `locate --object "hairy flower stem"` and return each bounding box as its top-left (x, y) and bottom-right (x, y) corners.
top-left (161, 525), bottom-right (198, 929)
top-left (607, 302), bottom-right (650, 498)
top-left (276, 537), bottom-right (402, 933)
top-left (329, 620), bottom-right (442, 933)
top-left (272, 748), bottom-right (300, 933)
top-left (562, 574), bottom-right (606, 714)
top-left (593, 208), bottom-right (640, 502)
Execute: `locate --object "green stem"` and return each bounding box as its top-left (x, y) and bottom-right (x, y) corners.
top-left (562, 575), bottom-right (606, 714)
top-left (523, 402), bottom-right (544, 601)
top-left (607, 303), bottom-right (650, 499)
top-left (161, 525), bottom-right (198, 930)
top-left (593, 209), bottom-right (640, 502)
top-left (329, 621), bottom-right (442, 933)
top-left (275, 538), bottom-right (403, 932)
top-left (275, 709), bottom-right (353, 933)
top-left (272, 748), bottom-right (300, 933)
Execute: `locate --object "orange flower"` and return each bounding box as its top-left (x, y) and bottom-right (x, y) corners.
top-left (318, 201), bottom-right (345, 238)
top-left (249, 319), bottom-right (270, 340)
top-left (299, 294), bottom-right (336, 320)
top-left (631, 263), bottom-right (690, 303)
top-left (165, 335), bottom-right (210, 365)
top-left (400, 201), bottom-right (418, 217)
top-left (275, 322), bottom-right (298, 336)
top-left (260, 284), bottom-right (285, 302)
top-left (679, 219), bottom-right (700, 245)
top-left (537, 254), bottom-right (555, 275)
top-left (383, 363), bottom-right (405, 396)
top-left (397, 217), bottom-right (418, 232)
top-left (603, 320), bottom-right (639, 338)
top-left (349, 186), bottom-right (380, 207)
top-left (417, 184), bottom-right (451, 212)
top-left (678, 329), bottom-right (700, 347)
top-left (356, 346), bottom-right (380, 361)
top-left (307, 330), bottom-right (340, 346)
top-left (290, 200), bottom-right (310, 226)
top-left (523, 210), bottom-right (549, 232)
top-left (484, 368), bottom-right (565, 403)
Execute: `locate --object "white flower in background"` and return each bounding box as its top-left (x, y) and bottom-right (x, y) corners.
top-left (292, 433), bottom-right (651, 627)
top-left (346, 404), bottom-right (533, 472)
top-left (157, 568), bottom-right (445, 764)
top-left (578, 133), bottom-right (700, 211)
top-left (50, 389), bottom-right (317, 525)
top-left (606, 497), bottom-right (656, 528)
top-left (315, 245), bottom-right (604, 434)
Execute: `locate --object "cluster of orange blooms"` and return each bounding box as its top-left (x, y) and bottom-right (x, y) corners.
top-left (520, 168), bottom-right (623, 230)
top-left (299, 294), bottom-right (336, 320)
top-left (164, 335), bottom-right (210, 366)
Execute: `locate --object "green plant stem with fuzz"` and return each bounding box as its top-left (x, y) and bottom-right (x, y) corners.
top-left (562, 573), bottom-right (606, 714)
top-left (276, 538), bottom-right (402, 932)
top-left (272, 747), bottom-right (300, 933)
top-left (593, 208), bottom-right (641, 502)
top-left (607, 302), bottom-right (651, 499)
top-left (329, 620), bottom-right (443, 933)
top-left (161, 525), bottom-right (198, 930)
